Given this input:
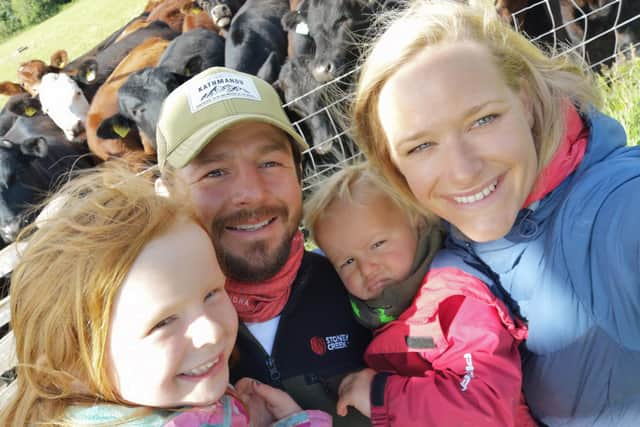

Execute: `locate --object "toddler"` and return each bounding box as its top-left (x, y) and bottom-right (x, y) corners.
top-left (304, 162), bottom-right (536, 426)
top-left (1, 163), bottom-right (330, 427)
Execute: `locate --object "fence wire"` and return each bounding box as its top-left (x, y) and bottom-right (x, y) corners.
top-left (289, 0), bottom-right (638, 192)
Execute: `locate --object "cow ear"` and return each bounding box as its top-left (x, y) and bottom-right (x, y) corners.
top-left (180, 1), bottom-right (203, 15)
top-left (166, 72), bottom-right (191, 92)
top-left (97, 115), bottom-right (134, 139)
top-left (77, 59), bottom-right (98, 84)
top-left (282, 10), bottom-right (303, 31)
top-left (21, 137), bottom-right (48, 158)
top-left (0, 81), bottom-right (27, 97)
top-left (50, 49), bottom-right (69, 69)
top-left (182, 56), bottom-right (204, 77)
top-left (8, 97), bottom-right (41, 117)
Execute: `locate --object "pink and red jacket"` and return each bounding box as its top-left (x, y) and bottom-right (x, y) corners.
top-left (366, 254), bottom-right (537, 427)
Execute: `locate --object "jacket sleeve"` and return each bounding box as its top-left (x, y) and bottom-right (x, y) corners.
top-left (584, 175), bottom-right (640, 347)
top-left (272, 410), bottom-right (332, 427)
top-left (369, 285), bottom-right (531, 427)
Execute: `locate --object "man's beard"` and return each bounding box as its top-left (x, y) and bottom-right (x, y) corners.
top-left (211, 206), bottom-right (298, 282)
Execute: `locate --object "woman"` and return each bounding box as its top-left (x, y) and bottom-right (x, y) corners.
top-left (351, 1), bottom-right (640, 426)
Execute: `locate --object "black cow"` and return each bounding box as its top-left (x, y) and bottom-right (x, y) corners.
top-left (0, 113), bottom-right (94, 243)
top-left (283, 0), bottom-right (376, 83)
top-left (96, 67), bottom-right (190, 150)
top-left (67, 20), bottom-right (179, 101)
top-left (96, 28), bottom-right (226, 148)
top-left (276, 55), bottom-right (359, 182)
top-left (224, 0), bottom-right (289, 83)
top-left (560, 0), bottom-right (640, 69)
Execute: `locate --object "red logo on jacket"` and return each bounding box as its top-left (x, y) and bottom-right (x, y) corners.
top-left (310, 336), bottom-right (327, 356)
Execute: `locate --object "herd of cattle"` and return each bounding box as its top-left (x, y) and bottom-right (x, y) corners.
top-left (0, 0), bottom-right (638, 250)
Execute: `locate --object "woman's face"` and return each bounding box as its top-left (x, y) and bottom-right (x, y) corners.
top-left (378, 41), bottom-right (538, 242)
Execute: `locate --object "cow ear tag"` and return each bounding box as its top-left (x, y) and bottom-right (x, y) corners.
top-left (295, 22), bottom-right (309, 35)
top-left (113, 123), bottom-right (130, 138)
top-left (85, 69), bottom-right (96, 83)
top-left (25, 106), bottom-right (37, 117)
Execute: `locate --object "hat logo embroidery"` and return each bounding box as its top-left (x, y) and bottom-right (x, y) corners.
top-left (187, 72), bottom-right (262, 113)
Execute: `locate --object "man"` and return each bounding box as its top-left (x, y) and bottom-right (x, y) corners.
top-left (156, 66), bottom-right (371, 426)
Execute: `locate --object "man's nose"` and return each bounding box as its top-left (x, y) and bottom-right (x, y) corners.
top-left (186, 314), bottom-right (220, 349)
top-left (230, 166), bottom-right (268, 205)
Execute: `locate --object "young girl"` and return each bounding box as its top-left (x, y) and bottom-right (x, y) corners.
top-left (0, 163), bottom-right (331, 427)
top-left (351, 1), bottom-right (640, 425)
top-left (303, 162), bottom-right (536, 426)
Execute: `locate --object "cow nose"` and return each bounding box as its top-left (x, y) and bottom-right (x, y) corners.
top-left (0, 220), bottom-right (21, 243)
top-left (212, 4), bottom-right (232, 27)
top-left (72, 121), bottom-right (85, 138)
top-left (312, 62), bottom-right (335, 83)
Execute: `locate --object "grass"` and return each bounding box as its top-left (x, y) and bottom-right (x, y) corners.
top-left (0, 0), bottom-right (148, 107)
top-left (597, 57), bottom-right (640, 146)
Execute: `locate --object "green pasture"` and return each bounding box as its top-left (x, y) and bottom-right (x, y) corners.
top-left (0, 0), bottom-right (148, 102)
top-left (0, 0), bottom-right (638, 144)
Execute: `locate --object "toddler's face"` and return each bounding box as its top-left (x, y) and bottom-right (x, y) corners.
top-left (316, 192), bottom-right (418, 300)
top-left (107, 219), bottom-right (238, 408)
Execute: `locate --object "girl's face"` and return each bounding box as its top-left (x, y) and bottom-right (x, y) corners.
top-left (107, 219), bottom-right (238, 408)
top-left (315, 191), bottom-right (418, 301)
top-left (378, 41), bottom-right (538, 242)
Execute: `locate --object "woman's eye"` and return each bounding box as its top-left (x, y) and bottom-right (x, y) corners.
top-left (473, 114), bottom-right (497, 128)
top-left (408, 142), bottom-right (432, 155)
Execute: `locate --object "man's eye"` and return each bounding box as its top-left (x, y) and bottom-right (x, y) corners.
top-left (408, 142), bottom-right (433, 155)
top-left (473, 114), bottom-right (497, 128)
top-left (205, 169), bottom-right (225, 178)
top-left (261, 161), bottom-right (280, 168)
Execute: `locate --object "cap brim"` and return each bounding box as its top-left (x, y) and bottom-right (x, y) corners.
top-left (166, 114), bottom-right (308, 169)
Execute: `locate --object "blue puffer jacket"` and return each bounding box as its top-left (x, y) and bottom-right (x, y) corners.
top-left (446, 110), bottom-right (640, 426)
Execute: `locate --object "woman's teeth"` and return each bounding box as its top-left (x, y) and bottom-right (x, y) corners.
top-left (454, 181), bottom-right (497, 204)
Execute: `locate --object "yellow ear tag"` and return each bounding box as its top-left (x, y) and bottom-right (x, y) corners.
top-left (113, 123), bottom-right (130, 138)
top-left (25, 106), bottom-right (37, 117)
top-left (193, 6), bottom-right (203, 14)
top-left (85, 69), bottom-right (96, 82)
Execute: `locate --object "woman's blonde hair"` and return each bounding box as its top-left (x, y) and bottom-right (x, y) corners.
top-left (0, 162), bottom-right (196, 426)
top-left (352, 0), bottom-right (601, 212)
top-left (303, 161), bottom-right (438, 244)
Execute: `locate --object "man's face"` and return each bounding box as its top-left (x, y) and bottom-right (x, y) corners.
top-left (178, 122), bottom-right (303, 282)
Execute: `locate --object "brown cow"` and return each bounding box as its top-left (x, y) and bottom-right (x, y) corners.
top-left (85, 37), bottom-right (171, 160)
top-left (15, 50), bottom-right (68, 96)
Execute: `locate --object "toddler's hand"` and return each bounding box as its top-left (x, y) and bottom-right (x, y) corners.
top-left (235, 377), bottom-right (302, 427)
top-left (337, 368), bottom-right (376, 418)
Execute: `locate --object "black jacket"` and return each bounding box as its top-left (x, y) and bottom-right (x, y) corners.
top-left (231, 251), bottom-right (372, 426)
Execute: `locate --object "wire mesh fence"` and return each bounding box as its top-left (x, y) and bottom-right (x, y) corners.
top-left (289, 0), bottom-right (639, 192)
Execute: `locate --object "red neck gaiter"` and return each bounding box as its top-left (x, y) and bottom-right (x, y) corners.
top-left (225, 230), bottom-right (304, 323)
top-left (523, 104), bottom-right (588, 207)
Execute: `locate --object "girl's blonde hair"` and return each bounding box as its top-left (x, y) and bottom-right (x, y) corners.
top-left (1, 162), bottom-right (196, 426)
top-left (303, 161), bottom-right (439, 244)
top-left (352, 0), bottom-right (601, 213)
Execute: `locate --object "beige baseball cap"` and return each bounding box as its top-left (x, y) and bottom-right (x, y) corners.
top-left (156, 66), bottom-right (308, 169)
